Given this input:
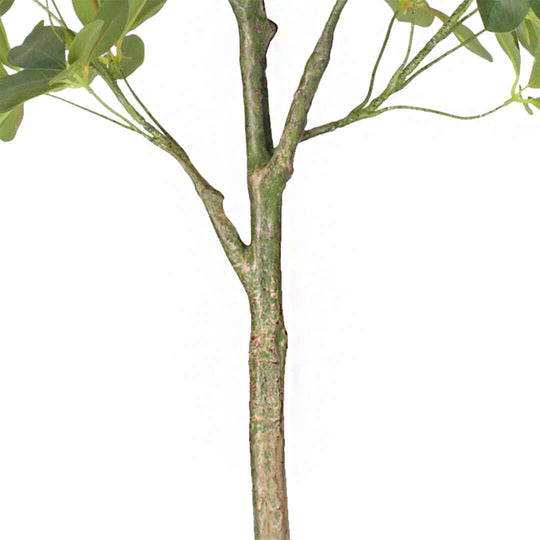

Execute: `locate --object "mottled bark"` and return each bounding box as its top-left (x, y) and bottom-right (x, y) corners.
top-left (245, 165), bottom-right (290, 539)
top-left (226, 2), bottom-right (347, 537)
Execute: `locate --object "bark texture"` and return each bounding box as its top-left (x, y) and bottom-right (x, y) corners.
top-left (247, 168), bottom-right (290, 539)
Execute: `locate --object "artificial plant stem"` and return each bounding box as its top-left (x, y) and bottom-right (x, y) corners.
top-left (275, 0), bottom-right (349, 166)
top-left (403, 29), bottom-right (488, 88)
top-left (120, 74), bottom-right (172, 139)
top-left (84, 84), bottom-right (141, 132)
top-left (246, 166), bottom-right (290, 540)
top-left (358, 14), bottom-right (398, 110)
top-left (93, 62), bottom-right (160, 136)
top-left (47, 94), bottom-right (144, 135)
top-left (93, 63), bottom-right (249, 282)
top-left (401, 3), bottom-right (417, 69)
top-left (31, 0), bottom-right (61, 23)
top-left (377, 100), bottom-right (512, 120)
top-left (401, 0), bottom-right (474, 80)
top-left (229, 0), bottom-right (276, 174)
top-left (50, 0), bottom-right (68, 29)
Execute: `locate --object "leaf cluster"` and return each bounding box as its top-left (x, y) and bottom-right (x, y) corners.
top-left (383, 0), bottom-right (540, 113)
top-left (0, 0), bottom-right (167, 141)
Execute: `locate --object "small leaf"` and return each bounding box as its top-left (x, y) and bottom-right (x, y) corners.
top-left (528, 44), bottom-right (540, 87)
top-left (92, 0), bottom-right (129, 56)
top-left (127, 0), bottom-right (167, 31)
top-left (477, 0), bottom-right (529, 33)
top-left (431, 8), bottom-right (492, 62)
top-left (0, 62), bottom-right (23, 142)
top-left (516, 18), bottom-right (540, 55)
top-left (0, 104), bottom-right (24, 141)
top-left (531, 0), bottom-right (540, 19)
top-left (523, 101), bottom-right (534, 114)
top-left (384, 0), bottom-right (435, 27)
top-left (8, 24), bottom-right (66, 71)
top-left (0, 19), bottom-right (9, 66)
top-left (110, 34), bottom-right (144, 78)
top-left (0, 69), bottom-right (62, 113)
top-left (529, 97), bottom-right (540, 109)
top-left (0, 0), bottom-right (14, 17)
top-left (496, 31), bottom-right (521, 86)
top-left (72, 0), bottom-right (102, 25)
top-left (68, 19), bottom-right (105, 65)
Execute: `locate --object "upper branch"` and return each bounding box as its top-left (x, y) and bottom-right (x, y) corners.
top-left (229, 0), bottom-right (277, 174)
top-left (302, 0), bottom-right (475, 142)
top-left (95, 64), bottom-right (251, 285)
top-left (273, 0), bottom-right (348, 168)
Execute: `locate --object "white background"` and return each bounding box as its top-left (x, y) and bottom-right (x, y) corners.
top-left (1, 1), bottom-right (539, 538)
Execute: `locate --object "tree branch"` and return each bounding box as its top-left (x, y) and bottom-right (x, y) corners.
top-left (229, 0), bottom-right (276, 174)
top-left (302, 0), bottom-right (476, 143)
top-left (160, 137), bottom-right (252, 284)
top-left (273, 0), bottom-right (348, 167)
top-left (94, 64), bottom-right (251, 284)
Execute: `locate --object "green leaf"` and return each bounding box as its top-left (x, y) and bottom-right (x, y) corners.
top-left (110, 34), bottom-right (144, 78)
top-left (72, 0), bottom-right (102, 25)
top-left (0, 19), bottom-right (9, 66)
top-left (529, 97), bottom-right (540, 109)
top-left (383, 0), bottom-right (435, 27)
top-left (127, 0), bottom-right (167, 31)
top-left (528, 44), bottom-right (540, 87)
top-left (516, 18), bottom-right (540, 55)
top-left (0, 0), bottom-right (14, 17)
top-left (496, 31), bottom-right (521, 79)
top-left (8, 24), bottom-right (66, 71)
top-left (531, 0), bottom-right (540, 18)
top-left (430, 8), bottom-right (492, 62)
top-left (68, 19), bottom-right (105, 64)
top-left (92, 0), bottom-right (129, 56)
top-left (0, 104), bottom-right (23, 141)
top-left (477, 0), bottom-right (529, 32)
top-left (0, 69), bottom-right (61, 113)
top-left (523, 101), bottom-right (534, 114)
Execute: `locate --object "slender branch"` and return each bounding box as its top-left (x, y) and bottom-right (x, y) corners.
top-left (120, 73), bottom-right (172, 138)
top-left (401, 3), bottom-right (417, 69)
top-left (274, 0), bottom-right (349, 167)
top-left (302, 0), bottom-right (478, 143)
top-left (302, 109), bottom-right (381, 142)
top-left (400, 0), bottom-right (474, 80)
top-left (93, 62), bottom-right (250, 282)
top-left (84, 84), bottom-right (142, 132)
top-left (155, 136), bottom-right (251, 283)
top-left (229, 0), bottom-right (276, 174)
top-left (47, 94), bottom-right (143, 134)
top-left (357, 14), bottom-right (398, 110)
top-left (403, 28), bottom-right (488, 88)
top-left (377, 100), bottom-right (512, 120)
top-left (50, 0), bottom-right (68, 29)
top-left (31, 0), bottom-right (61, 23)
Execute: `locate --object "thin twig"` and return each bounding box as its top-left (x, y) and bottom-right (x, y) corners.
top-left (401, 3), bottom-right (417, 69)
top-left (84, 84), bottom-right (143, 132)
top-left (404, 28), bottom-right (488, 88)
top-left (377, 100), bottom-right (512, 121)
top-left (31, 0), bottom-right (62, 23)
top-left (47, 94), bottom-right (145, 135)
top-left (116, 65), bottom-right (173, 139)
top-left (357, 14), bottom-right (397, 110)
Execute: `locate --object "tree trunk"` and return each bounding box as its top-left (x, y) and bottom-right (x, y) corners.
top-left (247, 172), bottom-right (290, 539)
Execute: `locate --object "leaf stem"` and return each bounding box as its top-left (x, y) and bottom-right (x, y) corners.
top-left (377, 100), bottom-right (512, 121)
top-left (404, 28), bottom-right (488, 88)
top-left (115, 65), bottom-right (172, 139)
top-left (83, 84), bottom-right (143, 133)
top-left (31, 0), bottom-right (62, 23)
top-left (357, 14), bottom-right (397, 110)
top-left (47, 94), bottom-right (145, 136)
